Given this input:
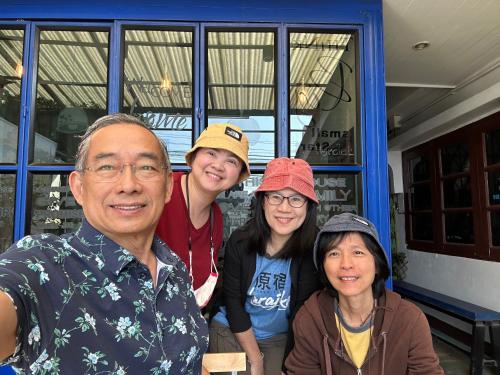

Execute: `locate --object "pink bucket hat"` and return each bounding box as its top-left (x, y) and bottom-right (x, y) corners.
top-left (256, 157), bottom-right (318, 203)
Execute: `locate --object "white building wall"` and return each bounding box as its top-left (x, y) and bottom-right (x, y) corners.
top-left (388, 150), bottom-right (403, 193)
top-left (403, 249), bottom-right (500, 312)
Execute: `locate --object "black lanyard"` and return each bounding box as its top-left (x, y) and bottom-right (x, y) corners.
top-left (185, 172), bottom-right (214, 282)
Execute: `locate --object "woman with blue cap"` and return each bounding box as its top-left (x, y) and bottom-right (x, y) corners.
top-left (285, 213), bottom-right (444, 375)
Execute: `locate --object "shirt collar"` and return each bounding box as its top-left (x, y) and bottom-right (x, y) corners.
top-left (72, 219), bottom-right (180, 276)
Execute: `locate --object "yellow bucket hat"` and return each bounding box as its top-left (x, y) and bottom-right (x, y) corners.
top-left (185, 123), bottom-right (250, 183)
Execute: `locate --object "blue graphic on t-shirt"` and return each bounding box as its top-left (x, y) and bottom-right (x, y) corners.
top-left (245, 255), bottom-right (292, 340)
top-left (212, 254), bottom-right (292, 340)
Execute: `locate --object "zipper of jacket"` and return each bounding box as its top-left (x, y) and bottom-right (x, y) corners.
top-left (358, 331), bottom-right (388, 375)
top-left (335, 333), bottom-right (386, 374)
top-left (334, 346), bottom-right (364, 374)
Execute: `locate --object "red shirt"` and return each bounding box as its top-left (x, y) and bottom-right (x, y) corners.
top-left (156, 172), bottom-right (223, 290)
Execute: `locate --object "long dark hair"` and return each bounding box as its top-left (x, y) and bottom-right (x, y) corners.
top-left (315, 232), bottom-right (390, 299)
top-left (234, 191), bottom-right (318, 259)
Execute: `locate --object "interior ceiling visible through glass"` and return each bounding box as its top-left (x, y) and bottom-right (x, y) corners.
top-left (36, 30), bottom-right (109, 109)
top-left (0, 29), bottom-right (23, 99)
top-left (207, 31), bottom-right (275, 113)
top-left (123, 29), bottom-right (193, 113)
top-left (0, 28), bottom-right (353, 116)
top-left (290, 32), bottom-right (351, 112)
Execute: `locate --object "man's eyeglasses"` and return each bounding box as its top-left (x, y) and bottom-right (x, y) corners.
top-left (265, 192), bottom-right (307, 208)
top-left (82, 162), bottom-right (168, 182)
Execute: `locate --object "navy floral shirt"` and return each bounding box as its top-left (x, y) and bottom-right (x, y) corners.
top-left (0, 220), bottom-right (208, 374)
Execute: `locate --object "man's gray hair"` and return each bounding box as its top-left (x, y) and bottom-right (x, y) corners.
top-left (75, 113), bottom-right (170, 172)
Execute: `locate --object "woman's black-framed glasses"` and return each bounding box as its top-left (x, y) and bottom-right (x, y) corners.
top-left (264, 192), bottom-right (307, 208)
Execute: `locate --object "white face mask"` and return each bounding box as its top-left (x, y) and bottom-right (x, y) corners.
top-left (190, 243), bottom-right (219, 308)
top-left (185, 175), bottom-right (219, 308)
top-left (194, 271), bottom-right (218, 307)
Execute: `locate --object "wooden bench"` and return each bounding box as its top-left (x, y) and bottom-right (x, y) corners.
top-left (393, 280), bottom-right (500, 375)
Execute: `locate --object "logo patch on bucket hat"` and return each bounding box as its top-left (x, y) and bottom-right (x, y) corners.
top-left (352, 216), bottom-right (369, 226)
top-left (224, 126), bottom-right (242, 141)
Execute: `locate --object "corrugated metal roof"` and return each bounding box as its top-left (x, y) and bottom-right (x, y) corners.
top-left (37, 30), bottom-right (108, 109)
top-left (124, 29), bottom-right (193, 113)
top-left (0, 29), bottom-right (24, 100)
top-left (1, 27), bottom-right (352, 116)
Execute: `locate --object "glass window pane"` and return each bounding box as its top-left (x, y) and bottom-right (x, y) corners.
top-left (30, 174), bottom-right (83, 235)
top-left (0, 28), bottom-right (24, 163)
top-left (217, 174), bottom-right (263, 239)
top-left (122, 29), bottom-right (193, 164)
top-left (410, 184), bottom-right (432, 210)
top-left (491, 211), bottom-right (500, 246)
top-left (441, 143), bottom-right (469, 175)
top-left (33, 29), bottom-right (109, 164)
top-left (315, 173), bottom-right (362, 227)
top-left (445, 212), bottom-right (474, 244)
top-left (486, 128), bottom-right (500, 166)
top-left (290, 32), bottom-right (358, 165)
top-left (207, 31), bottom-right (276, 163)
top-left (0, 174), bottom-right (16, 250)
top-left (411, 213), bottom-right (433, 241)
top-left (409, 156), bottom-right (430, 183)
top-left (443, 176), bottom-right (472, 208)
top-left (488, 170), bottom-right (500, 206)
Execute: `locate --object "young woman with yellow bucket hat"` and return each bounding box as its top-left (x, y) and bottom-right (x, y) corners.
top-left (156, 124), bottom-right (250, 307)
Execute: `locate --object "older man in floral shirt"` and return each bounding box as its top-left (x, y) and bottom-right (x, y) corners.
top-left (0, 114), bottom-right (208, 374)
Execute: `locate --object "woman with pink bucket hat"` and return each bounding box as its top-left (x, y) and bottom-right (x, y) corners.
top-left (209, 157), bottom-right (322, 374)
top-left (155, 124), bottom-right (250, 308)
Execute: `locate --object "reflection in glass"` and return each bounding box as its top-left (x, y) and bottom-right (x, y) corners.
top-left (217, 174), bottom-right (263, 239)
top-left (441, 143), bottom-right (469, 175)
top-left (290, 32), bottom-right (358, 165)
top-left (445, 212), bottom-right (474, 244)
top-left (486, 128), bottom-right (500, 166)
top-left (122, 29), bottom-right (194, 164)
top-left (491, 211), bottom-right (500, 246)
top-left (217, 172), bottom-right (362, 238)
top-left (0, 174), bottom-right (16, 251)
top-left (443, 177), bottom-right (471, 208)
top-left (409, 156), bottom-right (430, 183)
top-left (207, 31), bottom-right (275, 163)
top-left (411, 213), bottom-right (433, 241)
top-left (314, 173), bottom-right (362, 227)
top-left (488, 170), bottom-right (500, 206)
top-left (30, 174), bottom-right (83, 235)
top-left (33, 30), bottom-right (109, 164)
top-left (410, 184), bottom-right (431, 210)
top-left (0, 28), bottom-right (24, 163)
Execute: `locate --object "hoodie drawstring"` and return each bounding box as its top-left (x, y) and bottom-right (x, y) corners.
top-left (380, 331), bottom-right (388, 375)
top-left (323, 335), bottom-right (333, 375)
